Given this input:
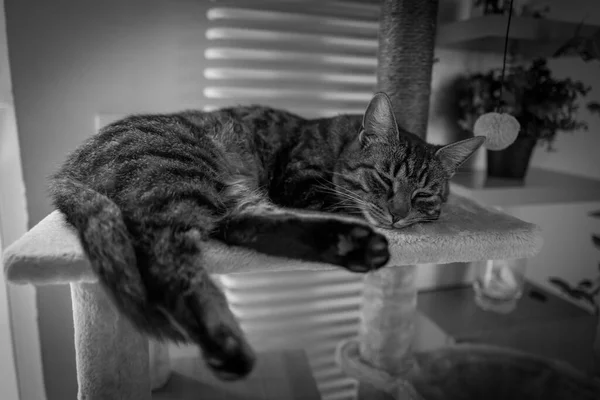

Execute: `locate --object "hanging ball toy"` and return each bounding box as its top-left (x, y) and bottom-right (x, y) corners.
top-left (473, 112), bottom-right (520, 151)
top-left (472, 0), bottom-right (520, 152)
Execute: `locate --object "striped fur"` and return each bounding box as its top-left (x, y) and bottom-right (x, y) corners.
top-left (50, 92), bottom-right (483, 380)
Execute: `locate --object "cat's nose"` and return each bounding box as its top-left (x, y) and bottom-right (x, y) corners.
top-left (388, 198), bottom-right (410, 222)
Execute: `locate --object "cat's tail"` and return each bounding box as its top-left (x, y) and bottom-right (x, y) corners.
top-left (50, 175), bottom-right (257, 379)
top-left (49, 175), bottom-right (150, 325)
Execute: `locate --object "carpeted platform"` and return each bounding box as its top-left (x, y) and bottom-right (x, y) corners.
top-left (4, 194), bottom-right (542, 285)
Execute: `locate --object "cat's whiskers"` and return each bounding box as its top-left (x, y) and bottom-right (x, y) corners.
top-left (315, 171), bottom-right (395, 226)
top-left (328, 199), bottom-right (356, 209)
top-left (366, 205), bottom-right (389, 223)
top-left (335, 193), bottom-right (369, 208)
top-left (314, 172), bottom-right (369, 202)
top-left (325, 184), bottom-right (389, 222)
top-left (330, 205), bottom-right (365, 216)
top-left (315, 183), bottom-right (365, 206)
top-left (328, 182), bottom-right (368, 203)
top-left (326, 193), bottom-right (380, 221)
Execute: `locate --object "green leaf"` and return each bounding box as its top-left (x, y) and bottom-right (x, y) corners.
top-left (577, 279), bottom-right (593, 289)
top-left (577, 291), bottom-right (597, 308)
top-left (548, 277), bottom-right (574, 294)
top-left (570, 288), bottom-right (588, 299)
top-left (593, 234), bottom-right (600, 250)
top-left (573, 291), bottom-right (597, 311)
top-left (589, 210), bottom-right (600, 218)
top-left (588, 102), bottom-right (600, 116)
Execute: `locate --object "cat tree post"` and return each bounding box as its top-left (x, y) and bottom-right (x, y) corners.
top-left (376, 0), bottom-right (438, 138)
top-left (70, 282), bottom-right (152, 400)
top-left (357, 0), bottom-right (439, 398)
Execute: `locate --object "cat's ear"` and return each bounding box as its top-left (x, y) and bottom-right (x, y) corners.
top-left (359, 92), bottom-right (399, 146)
top-left (435, 136), bottom-right (485, 174)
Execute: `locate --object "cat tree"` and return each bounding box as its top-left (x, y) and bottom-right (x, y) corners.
top-left (2, 2), bottom-right (598, 400)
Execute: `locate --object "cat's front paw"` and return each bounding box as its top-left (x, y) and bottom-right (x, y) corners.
top-left (333, 224), bottom-right (390, 273)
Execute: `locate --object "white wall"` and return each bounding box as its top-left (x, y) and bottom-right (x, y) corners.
top-left (0, 225), bottom-right (20, 400)
top-left (509, 1), bottom-right (600, 290)
top-left (0, 0), bottom-right (46, 398)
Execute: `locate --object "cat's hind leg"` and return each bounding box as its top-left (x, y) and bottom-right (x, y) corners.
top-left (138, 224), bottom-right (255, 380)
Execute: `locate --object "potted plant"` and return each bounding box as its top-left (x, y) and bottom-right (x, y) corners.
top-left (464, 0), bottom-right (550, 19)
top-left (453, 58), bottom-right (596, 179)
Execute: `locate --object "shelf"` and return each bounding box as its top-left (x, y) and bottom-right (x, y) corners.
top-left (450, 168), bottom-right (600, 207)
top-left (437, 15), bottom-right (599, 58)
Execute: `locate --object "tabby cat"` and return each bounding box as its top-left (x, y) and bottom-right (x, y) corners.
top-left (50, 92), bottom-right (483, 380)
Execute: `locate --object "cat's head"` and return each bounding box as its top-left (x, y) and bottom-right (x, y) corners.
top-left (334, 92), bottom-right (484, 229)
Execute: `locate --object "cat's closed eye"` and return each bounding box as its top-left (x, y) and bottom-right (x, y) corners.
top-left (412, 191), bottom-right (436, 201)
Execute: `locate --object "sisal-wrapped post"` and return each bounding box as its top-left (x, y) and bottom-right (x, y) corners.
top-left (357, 0), bottom-right (440, 395)
top-left (376, 0), bottom-right (439, 138)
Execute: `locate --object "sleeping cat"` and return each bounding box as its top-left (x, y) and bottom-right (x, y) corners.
top-left (50, 92), bottom-right (483, 380)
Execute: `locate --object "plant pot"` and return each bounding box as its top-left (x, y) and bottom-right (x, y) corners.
top-left (487, 136), bottom-right (537, 180)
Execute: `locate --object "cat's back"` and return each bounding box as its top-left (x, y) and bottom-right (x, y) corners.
top-left (213, 105), bottom-right (305, 125)
top-left (208, 105), bottom-right (307, 141)
top-left (56, 111), bottom-right (236, 188)
top-left (88, 105), bottom-right (306, 152)
top-left (55, 105), bottom-right (308, 188)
